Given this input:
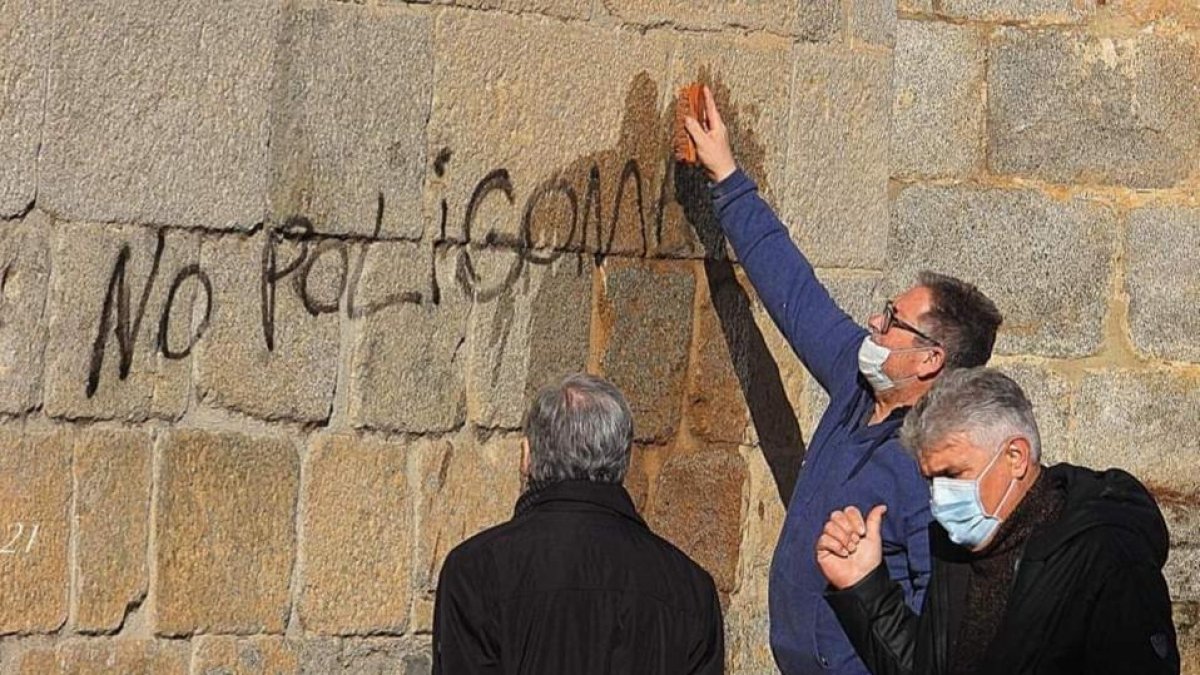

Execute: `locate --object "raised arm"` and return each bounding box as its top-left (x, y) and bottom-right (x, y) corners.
top-left (685, 88), bottom-right (867, 393)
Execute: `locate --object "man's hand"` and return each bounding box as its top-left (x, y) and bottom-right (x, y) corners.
top-left (682, 86), bottom-right (737, 184)
top-left (816, 505), bottom-right (887, 590)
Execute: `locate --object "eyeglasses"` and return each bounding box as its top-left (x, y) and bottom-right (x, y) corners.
top-left (880, 300), bottom-right (942, 346)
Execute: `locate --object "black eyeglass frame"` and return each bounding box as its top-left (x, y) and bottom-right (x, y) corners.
top-left (881, 300), bottom-right (942, 347)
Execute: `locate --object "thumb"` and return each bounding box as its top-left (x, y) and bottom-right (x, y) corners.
top-left (866, 505), bottom-right (887, 541)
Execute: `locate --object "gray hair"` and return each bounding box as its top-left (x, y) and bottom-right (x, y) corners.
top-left (522, 373), bottom-right (634, 484)
top-left (901, 367), bottom-right (1042, 462)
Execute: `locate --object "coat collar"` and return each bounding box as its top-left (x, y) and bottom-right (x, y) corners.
top-left (513, 480), bottom-right (645, 527)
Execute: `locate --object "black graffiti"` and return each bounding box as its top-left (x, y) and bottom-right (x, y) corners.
top-left (86, 152), bottom-right (683, 396)
top-left (158, 264), bottom-right (213, 360)
top-left (87, 231), bottom-right (166, 398)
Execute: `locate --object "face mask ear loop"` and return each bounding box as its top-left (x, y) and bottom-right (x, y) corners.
top-left (980, 442), bottom-right (1018, 519)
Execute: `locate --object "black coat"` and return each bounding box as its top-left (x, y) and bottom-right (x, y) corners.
top-left (432, 480), bottom-right (725, 675)
top-left (825, 463), bottom-right (1180, 675)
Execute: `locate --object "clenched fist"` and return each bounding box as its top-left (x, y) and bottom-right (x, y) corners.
top-left (816, 505), bottom-right (887, 590)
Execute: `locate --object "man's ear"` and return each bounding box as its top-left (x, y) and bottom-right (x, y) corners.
top-left (918, 346), bottom-right (946, 380)
top-left (1007, 436), bottom-right (1034, 480)
top-left (520, 438), bottom-right (531, 479)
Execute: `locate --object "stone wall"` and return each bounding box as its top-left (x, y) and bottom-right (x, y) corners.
top-left (0, 0), bottom-right (1195, 672)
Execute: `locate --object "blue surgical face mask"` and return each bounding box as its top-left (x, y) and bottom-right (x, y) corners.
top-left (930, 441), bottom-right (1017, 550)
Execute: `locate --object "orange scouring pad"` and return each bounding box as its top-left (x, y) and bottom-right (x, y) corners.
top-left (673, 83), bottom-right (708, 165)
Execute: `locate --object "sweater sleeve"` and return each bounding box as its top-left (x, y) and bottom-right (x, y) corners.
top-left (711, 169), bottom-right (868, 395)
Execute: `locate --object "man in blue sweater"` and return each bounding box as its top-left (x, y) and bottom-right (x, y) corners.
top-left (683, 88), bottom-right (1004, 674)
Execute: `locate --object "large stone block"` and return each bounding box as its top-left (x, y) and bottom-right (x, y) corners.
top-left (19, 640), bottom-right (189, 674)
top-left (43, 224), bottom-right (198, 421)
top-left (783, 46), bottom-right (892, 269)
top-left (648, 450), bottom-right (747, 595)
top-left (1127, 206), bottom-right (1200, 363)
top-left (0, 431), bottom-right (70, 635)
top-left (599, 261), bottom-right (694, 443)
top-left (301, 434), bottom-right (412, 635)
top-left (270, 2), bottom-right (432, 237)
top-left (429, 12), bottom-right (671, 255)
top-left (686, 263), bottom-right (754, 445)
top-left (601, 0), bottom-right (840, 39)
top-left (414, 434), bottom-right (521, 591)
top-left (1179, 602), bottom-right (1200, 675)
top-left (658, 35), bottom-right (794, 259)
top-left (992, 362), bottom-right (1073, 466)
top-left (892, 20), bottom-right (985, 177)
top-left (195, 231), bottom-right (340, 422)
top-left (941, 0), bottom-right (1092, 21)
top-left (466, 251), bottom-right (593, 429)
top-left (154, 430), bottom-right (298, 635)
top-left (988, 30), bottom-right (1200, 188)
top-left (725, 445), bottom-right (786, 673)
top-left (40, 0), bottom-right (277, 228)
top-left (1168, 546), bottom-right (1200, 603)
top-left (0, 0), bottom-right (48, 216)
top-left (73, 430), bottom-right (151, 633)
top-left (1075, 370), bottom-right (1200, 496)
top-left (347, 245), bottom-right (468, 433)
top-left (0, 214), bottom-right (50, 414)
top-left (192, 635), bottom-right (300, 674)
top-left (888, 185), bottom-right (1116, 358)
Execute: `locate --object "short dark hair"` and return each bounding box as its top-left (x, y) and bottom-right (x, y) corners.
top-left (916, 271), bottom-right (1003, 370)
top-left (522, 373), bottom-right (634, 484)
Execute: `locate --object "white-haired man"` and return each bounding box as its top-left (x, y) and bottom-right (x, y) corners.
top-left (816, 367), bottom-right (1179, 674)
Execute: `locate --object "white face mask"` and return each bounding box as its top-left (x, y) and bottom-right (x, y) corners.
top-left (856, 336), bottom-right (932, 393)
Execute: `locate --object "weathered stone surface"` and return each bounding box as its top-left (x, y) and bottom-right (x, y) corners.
top-left (43, 224), bottom-right (197, 421)
top-left (624, 443), bottom-right (664, 515)
top-left (992, 362), bottom-right (1073, 466)
top-left (601, 0), bottom-right (839, 39)
top-left (435, 0), bottom-right (590, 19)
top-left (73, 430), bottom-right (151, 633)
top-left (337, 638), bottom-right (433, 675)
top-left (1180, 602), bottom-right (1200, 675)
top-left (347, 245), bottom-right (468, 433)
top-left (686, 264), bottom-right (754, 445)
top-left (942, 0), bottom-right (1092, 21)
top-left (195, 232), bottom-right (339, 422)
top-left (725, 445), bottom-right (786, 673)
top-left (600, 261), bottom-right (694, 443)
top-left (0, 431), bottom-right (70, 634)
top-left (414, 434), bottom-right (521, 590)
top-left (192, 635), bottom-right (300, 674)
top-left (270, 2), bottom-right (432, 237)
top-left (888, 185), bottom-right (1116, 358)
top-left (1075, 370), bottom-right (1200, 495)
top-left (892, 20), bottom-right (985, 177)
top-left (466, 252), bottom-right (593, 429)
top-left (799, 272), bottom-right (880, 440)
top-left (0, 0), bottom-right (48, 216)
top-left (429, 12), bottom-right (670, 253)
top-left (40, 0), bottom-right (277, 228)
top-left (659, 35), bottom-right (793, 259)
top-left (988, 30), bottom-right (1200, 188)
top-left (0, 215), bottom-right (50, 414)
top-left (1127, 206), bottom-right (1200, 363)
top-left (1167, 547), bottom-right (1200, 603)
top-left (21, 640), bottom-right (189, 674)
top-left (301, 434), bottom-right (412, 635)
top-left (155, 430), bottom-right (298, 635)
top-left (784, 46), bottom-right (892, 269)
top-left (848, 0), bottom-right (896, 47)
top-left (648, 450), bottom-right (747, 595)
